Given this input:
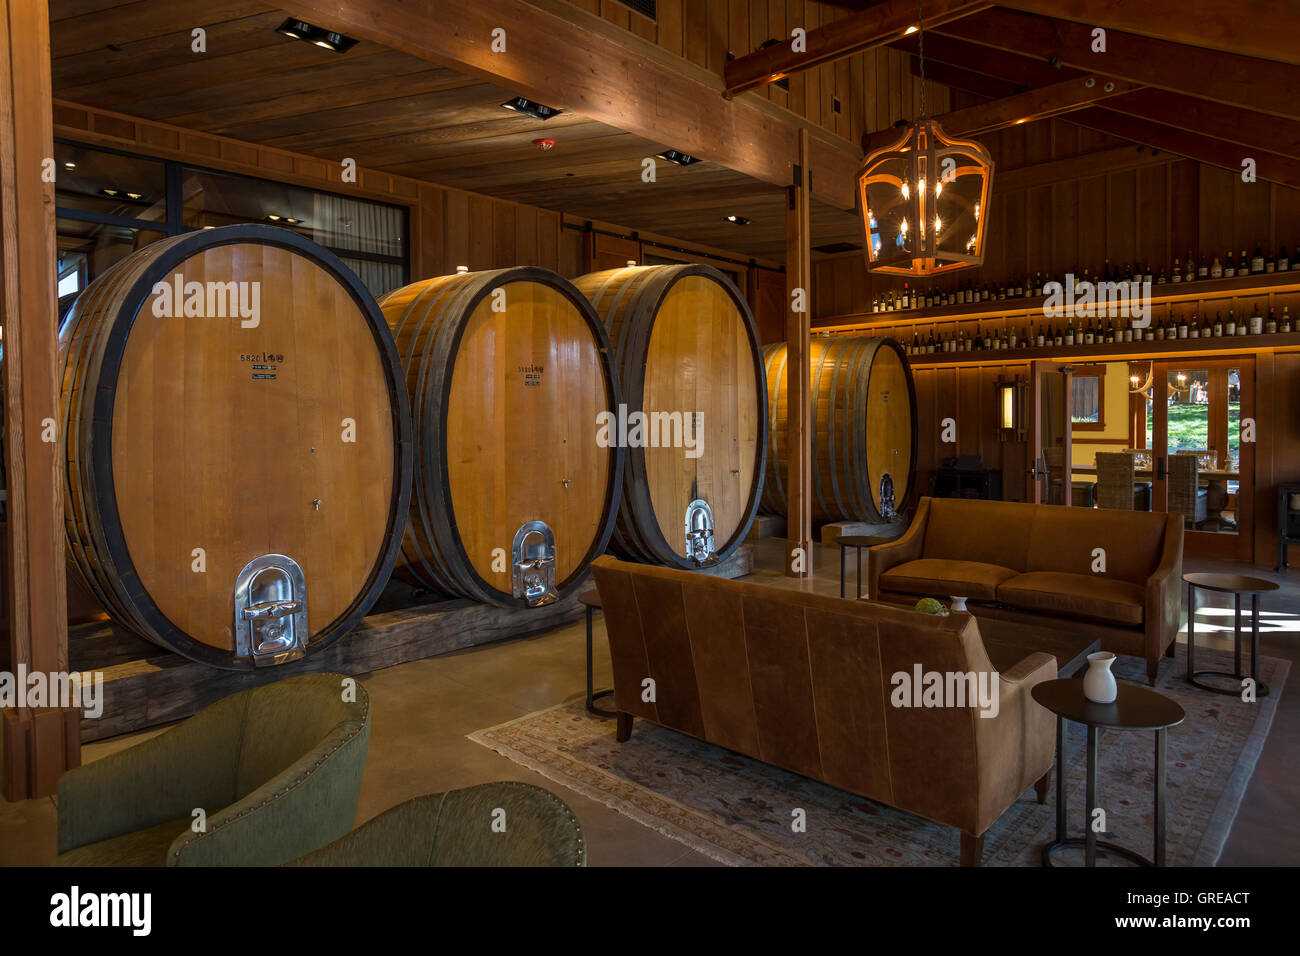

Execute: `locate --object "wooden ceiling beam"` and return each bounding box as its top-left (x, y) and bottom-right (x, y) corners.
top-left (284, 0), bottom-right (863, 209)
top-left (934, 8), bottom-right (1300, 120)
top-left (904, 38), bottom-right (1300, 177)
top-left (992, 0), bottom-right (1300, 69)
top-left (1070, 108), bottom-right (1300, 191)
top-left (861, 73), bottom-right (1140, 154)
top-left (722, 0), bottom-right (989, 97)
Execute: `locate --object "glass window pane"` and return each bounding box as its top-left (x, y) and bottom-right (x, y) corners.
top-left (179, 166), bottom-right (407, 293)
top-left (54, 141), bottom-right (167, 225)
top-left (57, 218), bottom-right (167, 320)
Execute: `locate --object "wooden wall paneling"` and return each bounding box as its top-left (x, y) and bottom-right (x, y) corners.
top-left (1051, 180), bottom-right (1078, 281)
top-left (1136, 163), bottom-right (1168, 273)
top-left (1100, 169), bottom-right (1131, 270)
top-left (684, 0), bottom-right (708, 68)
top-left (1075, 176), bottom-right (1105, 278)
top-left (494, 200), bottom-right (518, 268)
top-left (1025, 185), bottom-right (1053, 281)
top-left (1199, 165), bottom-right (1235, 265)
top-left (1169, 160), bottom-right (1199, 264)
top-left (706, 0), bottom-right (729, 73)
top-left (537, 209), bottom-right (561, 270)
top-left (1233, 173), bottom-right (1271, 261)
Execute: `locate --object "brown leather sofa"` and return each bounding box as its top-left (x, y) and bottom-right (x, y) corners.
top-left (590, 555), bottom-right (1056, 866)
top-left (867, 497), bottom-right (1184, 684)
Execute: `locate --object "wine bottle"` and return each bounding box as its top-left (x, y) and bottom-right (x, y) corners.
top-left (1266, 248), bottom-right (1276, 274)
top-left (1226, 310), bottom-right (1237, 335)
top-left (1213, 312), bottom-right (1223, 337)
top-left (1240, 249), bottom-right (1250, 275)
top-left (1252, 243), bottom-right (1265, 273)
top-left (1280, 245), bottom-right (1292, 272)
top-left (1065, 318), bottom-right (1075, 347)
top-left (1267, 308), bottom-right (1278, 334)
top-left (1177, 313), bottom-right (1188, 338)
top-left (1184, 254), bottom-right (1195, 283)
top-left (1172, 258), bottom-right (1182, 283)
top-left (1249, 303), bottom-right (1263, 335)
top-left (1197, 254), bottom-right (1209, 280)
top-left (1283, 306), bottom-right (1293, 332)
top-left (1188, 314), bottom-right (1200, 339)
top-left (1223, 253), bottom-right (1235, 279)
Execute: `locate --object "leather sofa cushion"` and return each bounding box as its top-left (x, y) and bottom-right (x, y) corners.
top-left (880, 558), bottom-right (1019, 601)
top-left (997, 572), bottom-right (1145, 626)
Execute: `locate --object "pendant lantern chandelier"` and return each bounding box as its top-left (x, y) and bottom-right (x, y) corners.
top-left (857, 1), bottom-right (994, 276)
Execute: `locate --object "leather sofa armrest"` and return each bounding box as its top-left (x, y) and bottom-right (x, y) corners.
top-left (999, 651), bottom-right (1058, 686)
top-left (867, 497), bottom-right (930, 599)
top-left (1144, 517), bottom-right (1184, 663)
top-left (973, 650), bottom-right (1057, 835)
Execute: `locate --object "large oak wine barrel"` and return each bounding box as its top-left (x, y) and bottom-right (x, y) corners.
top-left (762, 335), bottom-right (916, 523)
top-left (574, 265), bottom-right (765, 568)
top-left (60, 224), bottom-right (413, 669)
top-left (379, 267), bottom-right (623, 607)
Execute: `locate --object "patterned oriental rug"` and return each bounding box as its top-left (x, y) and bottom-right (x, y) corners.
top-left (469, 647), bottom-right (1287, 866)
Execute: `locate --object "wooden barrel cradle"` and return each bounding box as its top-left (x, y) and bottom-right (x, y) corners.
top-left (60, 224), bottom-right (413, 670)
top-left (762, 335), bottom-right (916, 524)
top-left (574, 264), bottom-right (766, 568)
top-left (379, 267), bottom-right (623, 607)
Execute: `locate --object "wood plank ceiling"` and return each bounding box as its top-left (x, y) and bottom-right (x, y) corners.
top-left (48, 1), bottom-right (861, 261)
top-left (49, 2), bottom-right (1300, 261)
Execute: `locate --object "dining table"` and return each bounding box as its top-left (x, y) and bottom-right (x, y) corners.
top-left (1071, 464), bottom-right (1239, 529)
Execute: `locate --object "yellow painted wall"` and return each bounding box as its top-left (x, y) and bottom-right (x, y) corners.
top-left (1072, 362), bottom-right (1133, 472)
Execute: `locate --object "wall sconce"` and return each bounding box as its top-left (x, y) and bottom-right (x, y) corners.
top-left (995, 377), bottom-right (1026, 441)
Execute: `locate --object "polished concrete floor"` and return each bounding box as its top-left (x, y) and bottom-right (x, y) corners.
top-left (2, 539), bottom-right (1296, 866)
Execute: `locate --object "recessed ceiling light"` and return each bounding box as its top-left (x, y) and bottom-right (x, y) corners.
top-left (101, 188), bottom-right (120, 197)
top-left (724, 215), bottom-right (752, 225)
top-left (267, 214), bottom-right (282, 221)
top-left (501, 96), bottom-right (562, 121)
top-left (276, 18), bottom-right (357, 53)
top-left (125, 192), bottom-right (143, 200)
top-left (63, 161), bottom-right (76, 169)
top-left (657, 149), bottom-right (700, 166)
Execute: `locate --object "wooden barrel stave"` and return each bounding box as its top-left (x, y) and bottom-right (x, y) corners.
top-left (762, 335), bottom-right (916, 524)
top-left (60, 225), bottom-right (412, 669)
top-left (574, 264), bottom-right (766, 568)
top-left (380, 267), bottom-right (623, 607)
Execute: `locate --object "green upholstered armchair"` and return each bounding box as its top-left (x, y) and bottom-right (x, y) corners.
top-left (288, 782), bottom-right (585, 866)
top-left (55, 673), bottom-right (370, 867)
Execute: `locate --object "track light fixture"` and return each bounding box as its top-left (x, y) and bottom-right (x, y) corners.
top-left (501, 96), bottom-right (562, 121)
top-left (276, 18), bottom-right (358, 53)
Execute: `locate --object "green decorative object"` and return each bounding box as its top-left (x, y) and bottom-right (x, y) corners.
top-left (914, 597), bottom-right (950, 615)
top-left (289, 782), bottom-right (586, 867)
top-left (55, 673), bottom-right (370, 867)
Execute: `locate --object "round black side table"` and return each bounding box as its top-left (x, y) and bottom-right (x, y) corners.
top-left (836, 535), bottom-right (890, 599)
top-left (1184, 572), bottom-right (1278, 698)
top-left (1032, 678), bottom-right (1185, 867)
top-left (578, 589), bottom-right (615, 718)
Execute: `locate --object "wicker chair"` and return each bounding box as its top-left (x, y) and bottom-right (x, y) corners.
top-left (1095, 451), bottom-right (1151, 511)
top-left (1168, 453), bottom-right (1209, 528)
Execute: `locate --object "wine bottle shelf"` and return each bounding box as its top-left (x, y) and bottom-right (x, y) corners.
top-left (902, 330), bottom-right (1300, 367)
top-left (812, 270), bottom-right (1300, 333)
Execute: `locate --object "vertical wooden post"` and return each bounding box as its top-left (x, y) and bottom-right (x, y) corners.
top-left (785, 129), bottom-right (813, 577)
top-left (1, 0), bottom-right (78, 800)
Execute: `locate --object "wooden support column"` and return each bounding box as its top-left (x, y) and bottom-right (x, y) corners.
top-left (1, 0), bottom-right (78, 800)
top-left (785, 129), bottom-right (813, 578)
